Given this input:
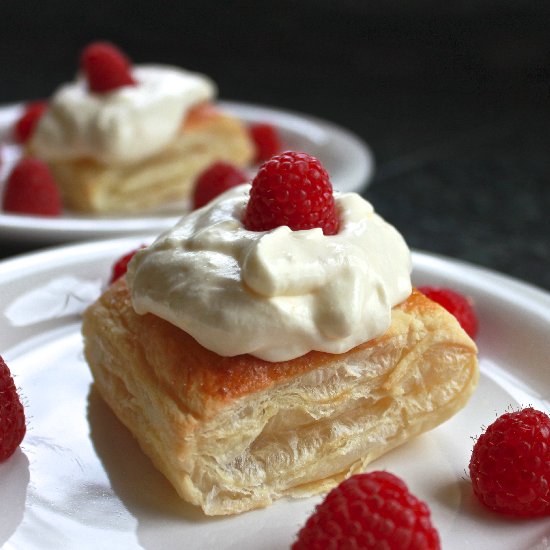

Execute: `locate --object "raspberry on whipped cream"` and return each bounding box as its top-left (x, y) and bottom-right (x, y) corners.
top-left (82, 154), bottom-right (477, 517)
top-left (30, 65), bottom-right (216, 165)
top-left (127, 184), bottom-right (412, 361)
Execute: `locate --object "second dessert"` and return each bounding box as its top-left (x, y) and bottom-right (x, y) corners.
top-left (27, 42), bottom-right (254, 213)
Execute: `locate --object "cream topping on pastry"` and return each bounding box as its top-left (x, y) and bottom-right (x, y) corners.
top-left (30, 65), bottom-right (216, 165)
top-left (127, 184), bottom-right (412, 361)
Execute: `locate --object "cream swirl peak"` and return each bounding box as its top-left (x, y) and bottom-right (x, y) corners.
top-left (30, 65), bottom-right (216, 165)
top-left (127, 184), bottom-right (412, 362)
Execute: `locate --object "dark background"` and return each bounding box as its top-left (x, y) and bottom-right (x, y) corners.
top-left (1, 1), bottom-right (549, 290)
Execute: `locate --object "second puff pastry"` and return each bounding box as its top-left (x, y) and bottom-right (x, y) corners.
top-left (82, 283), bottom-right (478, 516)
top-left (31, 104), bottom-right (254, 214)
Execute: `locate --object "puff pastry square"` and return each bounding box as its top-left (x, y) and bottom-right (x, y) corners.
top-left (35, 104), bottom-right (254, 214)
top-left (82, 282), bottom-right (478, 515)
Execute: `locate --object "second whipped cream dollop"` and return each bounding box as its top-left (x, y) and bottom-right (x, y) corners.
top-left (31, 65), bottom-right (216, 165)
top-left (127, 185), bottom-right (412, 362)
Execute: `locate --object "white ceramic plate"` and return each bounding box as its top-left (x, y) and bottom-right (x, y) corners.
top-left (0, 101), bottom-right (374, 245)
top-left (1, 241), bottom-right (549, 550)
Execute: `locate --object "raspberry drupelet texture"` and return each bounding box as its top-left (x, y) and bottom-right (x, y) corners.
top-left (249, 122), bottom-right (282, 162)
top-left (469, 407), bottom-right (550, 517)
top-left (2, 158), bottom-right (62, 216)
top-left (0, 356), bottom-right (26, 462)
top-left (292, 471), bottom-right (441, 550)
top-left (80, 41), bottom-right (136, 93)
top-left (418, 286), bottom-right (478, 339)
top-left (14, 101), bottom-right (48, 143)
top-left (243, 151), bottom-right (339, 235)
top-left (192, 161), bottom-right (248, 209)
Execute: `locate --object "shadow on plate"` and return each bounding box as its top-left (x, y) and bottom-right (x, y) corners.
top-left (86, 386), bottom-right (219, 525)
top-left (0, 448), bottom-right (30, 546)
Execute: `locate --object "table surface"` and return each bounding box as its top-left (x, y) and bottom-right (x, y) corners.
top-left (1, 2), bottom-right (549, 292)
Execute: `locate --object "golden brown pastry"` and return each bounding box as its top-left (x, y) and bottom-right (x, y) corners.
top-left (31, 104), bottom-right (254, 214)
top-left (82, 282), bottom-right (478, 516)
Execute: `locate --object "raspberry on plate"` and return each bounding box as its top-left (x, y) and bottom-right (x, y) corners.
top-left (14, 101), bottom-right (48, 143)
top-left (469, 407), bottom-right (550, 517)
top-left (243, 151), bottom-right (339, 235)
top-left (192, 161), bottom-right (248, 209)
top-left (80, 41), bottom-right (136, 93)
top-left (2, 158), bottom-right (62, 216)
top-left (0, 356), bottom-right (26, 462)
top-left (417, 286), bottom-right (478, 339)
top-left (110, 246), bottom-right (145, 283)
top-left (249, 122), bottom-right (282, 162)
top-left (293, 471), bottom-right (440, 550)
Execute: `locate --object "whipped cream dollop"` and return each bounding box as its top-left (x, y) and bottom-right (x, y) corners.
top-left (128, 185), bottom-right (412, 361)
top-left (31, 65), bottom-right (216, 165)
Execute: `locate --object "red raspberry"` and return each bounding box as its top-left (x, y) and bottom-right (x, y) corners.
top-left (418, 286), bottom-right (478, 339)
top-left (80, 41), bottom-right (136, 93)
top-left (192, 161), bottom-right (248, 209)
top-left (110, 246), bottom-right (144, 283)
top-left (293, 471), bottom-right (440, 550)
top-left (0, 356), bottom-right (26, 462)
top-left (469, 407), bottom-right (550, 518)
top-left (249, 123), bottom-right (282, 162)
top-left (3, 158), bottom-right (62, 216)
top-left (243, 151), bottom-right (339, 235)
top-left (14, 101), bottom-right (48, 143)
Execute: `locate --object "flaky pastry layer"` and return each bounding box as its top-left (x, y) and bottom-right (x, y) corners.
top-left (31, 104), bottom-right (254, 213)
top-left (82, 282), bottom-right (478, 515)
